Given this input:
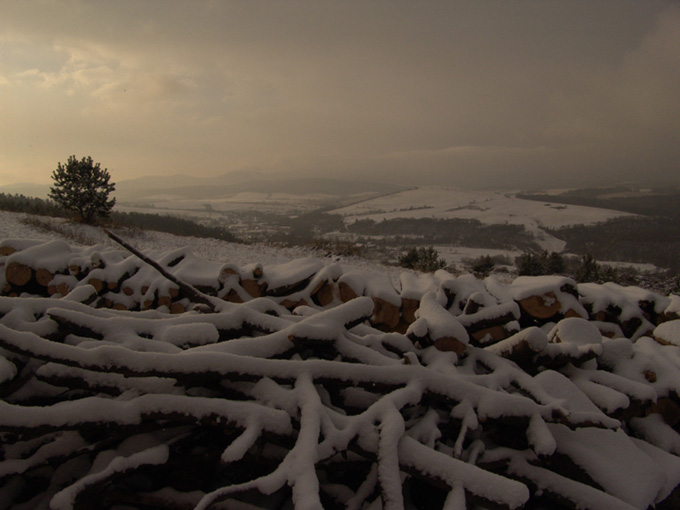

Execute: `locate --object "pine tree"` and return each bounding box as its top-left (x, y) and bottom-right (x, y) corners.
top-left (398, 246), bottom-right (447, 272)
top-left (575, 253), bottom-right (600, 282)
top-left (471, 254), bottom-right (495, 277)
top-left (49, 155), bottom-right (116, 224)
top-left (516, 251), bottom-right (544, 276)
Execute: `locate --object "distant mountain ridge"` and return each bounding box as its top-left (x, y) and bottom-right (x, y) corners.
top-left (0, 183), bottom-right (51, 198)
top-left (115, 175), bottom-right (407, 200)
top-left (0, 174), bottom-right (407, 201)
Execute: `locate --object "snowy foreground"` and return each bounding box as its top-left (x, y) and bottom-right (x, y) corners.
top-left (2, 231), bottom-right (680, 509)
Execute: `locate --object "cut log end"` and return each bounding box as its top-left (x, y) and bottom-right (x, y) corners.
top-left (433, 337), bottom-right (467, 355)
top-left (241, 279), bottom-right (263, 298)
top-left (6, 261), bottom-right (33, 287)
top-left (88, 278), bottom-right (105, 294)
top-left (519, 292), bottom-right (561, 320)
top-left (371, 297), bottom-right (401, 329)
top-left (338, 281), bottom-right (359, 303)
top-left (35, 268), bottom-right (54, 287)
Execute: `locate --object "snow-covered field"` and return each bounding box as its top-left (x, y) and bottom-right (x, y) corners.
top-left (331, 187), bottom-right (635, 252)
top-left (0, 210), bottom-right (394, 277)
top-left (330, 187), bottom-right (633, 227)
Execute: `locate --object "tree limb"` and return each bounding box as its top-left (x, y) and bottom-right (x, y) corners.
top-left (104, 229), bottom-right (219, 312)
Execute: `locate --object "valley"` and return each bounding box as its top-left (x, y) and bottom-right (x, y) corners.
top-left (3, 177), bottom-right (678, 274)
top-left (110, 179), bottom-right (672, 272)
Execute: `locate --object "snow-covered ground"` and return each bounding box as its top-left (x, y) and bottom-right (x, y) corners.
top-left (2, 209), bottom-right (680, 509)
top-left (0, 210), bottom-right (394, 277)
top-left (331, 187), bottom-right (635, 252)
top-left (330, 187), bottom-right (633, 227)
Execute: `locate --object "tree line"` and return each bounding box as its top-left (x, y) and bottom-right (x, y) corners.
top-left (0, 193), bottom-right (237, 242)
top-left (550, 217), bottom-right (680, 271)
top-left (347, 217), bottom-right (540, 251)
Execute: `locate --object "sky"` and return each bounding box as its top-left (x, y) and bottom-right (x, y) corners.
top-left (1, 0), bottom-right (679, 190)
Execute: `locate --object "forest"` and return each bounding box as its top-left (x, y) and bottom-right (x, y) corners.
top-left (518, 188), bottom-right (680, 270)
top-left (345, 217), bottom-right (539, 251)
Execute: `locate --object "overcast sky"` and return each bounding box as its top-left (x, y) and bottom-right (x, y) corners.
top-left (1, 0), bottom-right (678, 190)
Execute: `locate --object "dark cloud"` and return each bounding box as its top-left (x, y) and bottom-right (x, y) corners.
top-left (0, 0), bottom-right (678, 188)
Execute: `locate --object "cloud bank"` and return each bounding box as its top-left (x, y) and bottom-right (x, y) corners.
top-left (1, 0), bottom-right (678, 189)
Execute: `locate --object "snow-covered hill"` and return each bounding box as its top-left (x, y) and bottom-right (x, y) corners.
top-left (331, 187), bottom-right (636, 252)
top-left (331, 187), bottom-right (634, 227)
top-left (0, 210), bottom-right (391, 277)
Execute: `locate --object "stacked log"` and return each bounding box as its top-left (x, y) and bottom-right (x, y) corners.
top-left (4, 239), bottom-right (680, 345)
top-left (2, 273), bottom-right (680, 509)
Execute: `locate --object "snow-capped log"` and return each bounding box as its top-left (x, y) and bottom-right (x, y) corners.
top-left (338, 270), bottom-right (402, 329)
top-left (578, 282), bottom-right (662, 339)
top-left (399, 271), bottom-right (439, 324)
top-left (5, 240), bottom-right (73, 281)
top-left (262, 257), bottom-right (324, 297)
top-left (3, 238), bottom-right (680, 509)
top-left (306, 263), bottom-right (342, 307)
top-left (457, 301), bottom-right (521, 346)
top-left (499, 276), bottom-right (587, 326)
top-left (655, 320), bottom-right (680, 346)
top-left (483, 327), bottom-right (549, 370)
top-left (406, 292), bottom-right (469, 354)
top-left (661, 295), bottom-right (680, 323)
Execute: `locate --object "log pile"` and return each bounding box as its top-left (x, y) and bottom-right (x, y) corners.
top-left (3, 239), bottom-right (678, 340)
top-left (1, 237), bottom-right (680, 509)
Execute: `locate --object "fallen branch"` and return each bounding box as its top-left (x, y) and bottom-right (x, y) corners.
top-left (104, 229), bottom-right (219, 312)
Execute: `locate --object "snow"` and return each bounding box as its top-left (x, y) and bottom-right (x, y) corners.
top-left (630, 413), bottom-right (680, 456)
top-left (2, 210), bottom-right (680, 509)
top-left (630, 437), bottom-right (680, 503)
top-left (526, 413), bottom-right (556, 457)
top-left (666, 295), bottom-right (680, 316)
top-left (548, 317), bottom-right (603, 346)
top-left (331, 187), bottom-right (632, 228)
top-left (408, 291), bottom-right (469, 345)
top-left (506, 275), bottom-right (576, 301)
top-left (440, 272), bottom-right (497, 312)
top-left (505, 453), bottom-right (640, 510)
top-left (0, 211), bottom-right (386, 275)
top-left (338, 269), bottom-right (401, 306)
top-left (155, 322), bottom-right (220, 347)
top-left (533, 370), bottom-right (620, 428)
top-left (262, 257), bottom-right (324, 293)
top-left (457, 301), bottom-right (520, 328)
top-left (604, 336), bottom-right (680, 399)
top-left (330, 187), bottom-right (634, 251)
top-left (579, 282), bottom-right (653, 321)
top-left (0, 355), bottom-right (17, 384)
top-left (6, 239), bottom-right (74, 273)
top-left (548, 424), bottom-right (665, 510)
top-left (484, 326), bottom-right (548, 358)
top-left (398, 271), bottom-right (439, 301)
top-left (50, 443), bottom-right (170, 510)
top-left (654, 320), bottom-right (680, 346)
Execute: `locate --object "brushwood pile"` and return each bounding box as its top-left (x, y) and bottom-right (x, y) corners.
top-left (2, 237), bottom-right (680, 510)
